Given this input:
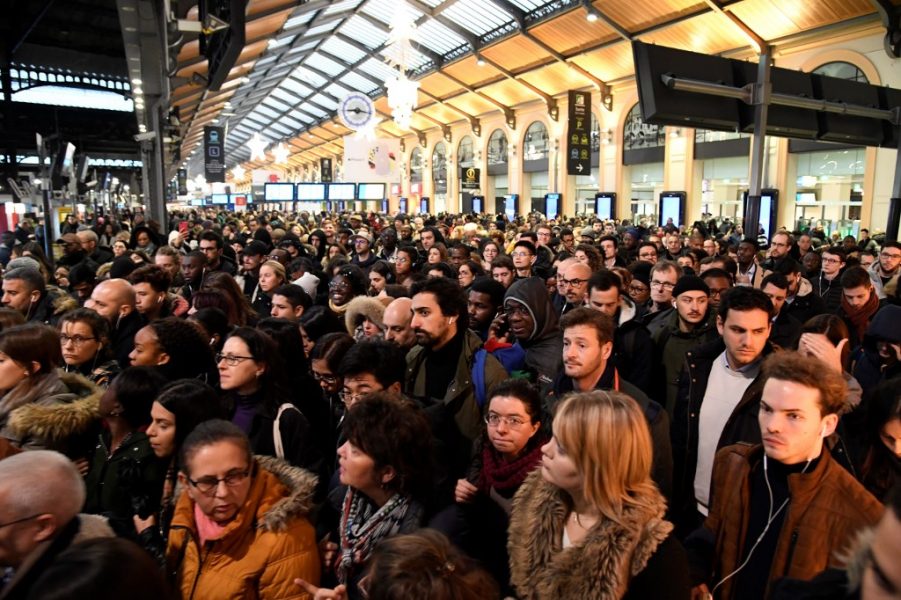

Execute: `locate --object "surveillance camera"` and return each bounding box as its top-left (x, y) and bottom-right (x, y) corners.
top-left (134, 131), bottom-right (157, 142)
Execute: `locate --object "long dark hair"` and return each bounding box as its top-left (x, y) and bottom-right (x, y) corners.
top-left (222, 327), bottom-right (289, 413)
top-left (155, 379), bottom-right (225, 461)
top-left (861, 380), bottom-right (901, 501)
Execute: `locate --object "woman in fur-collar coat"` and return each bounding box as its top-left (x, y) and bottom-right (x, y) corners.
top-left (507, 390), bottom-right (691, 600)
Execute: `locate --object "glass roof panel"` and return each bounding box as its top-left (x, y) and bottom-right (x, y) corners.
top-left (441, 0), bottom-right (514, 36)
top-left (362, 0), bottom-right (423, 30)
top-left (283, 11), bottom-right (315, 31)
top-left (339, 15), bottom-right (387, 48)
top-left (324, 82), bottom-right (352, 99)
top-left (304, 21), bottom-right (341, 38)
top-left (300, 103), bottom-right (327, 118)
top-left (357, 57), bottom-right (396, 82)
top-left (310, 93), bottom-right (338, 110)
top-left (338, 71), bottom-right (380, 94)
top-left (505, 0), bottom-right (545, 10)
top-left (270, 88), bottom-right (300, 105)
top-left (324, 0), bottom-right (363, 16)
top-left (280, 115), bottom-right (303, 129)
top-left (321, 38), bottom-right (367, 63)
top-left (305, 53), bottom-right (346, 77)
top-left (415, 20), bottom-right (469, 55)
top-left (262, 96), bottom-right (291, 112)
top-left (280, 78), bottom-right (313, 97)
top-left (249, 105), bottom-right (280, 120)
top-left (290, 65), bottom-right (328, 87)
top-left (268, 35), bottom-right (295, 50)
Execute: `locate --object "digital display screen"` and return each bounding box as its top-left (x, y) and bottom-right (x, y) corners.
top-left (420, 198), bottom-right (429, 214)
top-left (211, 194), bottom-right (229, 205)
top-left (190, 198), bottom-right (203, 206)
top-left (796, 192), bottom-right (817, 204)
top-left (358, 183), bottom-right (386, 200)
top-left (297, 183), bottom-right (326, 200)
top-left (595, 194), bottom-right (614, 220)
top-left (659, 193), bottom-right (684, 227)
top-left (327, 183), bottom-right (355, 200)
top-left (399, 198), bottom-right (408, 213)
top-left (759, 194), bottom-right (773, 241)
top-left (505, 194), bottom-right (519, 221)
top-left (380, 200), bottom-right (388, 213)
top-left (264, 183), bottom-right (295, 201)
top-left (545, 193), bottom-right (560, 219)
top-left (472, 196), bottom-right (483, 213)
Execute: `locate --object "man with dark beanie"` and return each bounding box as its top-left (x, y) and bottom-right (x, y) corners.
top-left (649, 275), bottom-right (719, 416)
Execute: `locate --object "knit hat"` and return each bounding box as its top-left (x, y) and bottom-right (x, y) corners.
top-left (109, 256), bottom-right (140, 280)
top-left (672, 275), bottom-right (710, 298)
top-left (628, 261), bottom-right (652, 287)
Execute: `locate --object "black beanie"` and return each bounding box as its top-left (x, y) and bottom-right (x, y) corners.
top-left (672, 275), bottom-right (710, 298)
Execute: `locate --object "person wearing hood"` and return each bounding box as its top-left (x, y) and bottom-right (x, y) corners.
top-left (0, 323), bottom-right (101, 458)
top-left (166, 420), bottom-right (320, 599)
top-left (502, 277), bottom-right (563, 389)
top-left (775, 257), bottom-right (826, 324)
top-left (586, 269), bottom-right (654, 395)
top-left (648, 275), bottom-right (720, 416)
top-left (344, 295), bottom-right (389, 341)
top-left (1, 265), bottom-right (76, 326)
top-left (852, 304), bottom-right (901, 396)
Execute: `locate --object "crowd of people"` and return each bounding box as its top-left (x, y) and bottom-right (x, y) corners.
top-left (0, 207), bottom-right (898, 600)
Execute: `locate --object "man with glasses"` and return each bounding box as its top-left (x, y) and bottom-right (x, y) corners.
top-left (637, 242), bottom-right (659, 265)
top-left (869, 241), bottom-right (901, 299)
top-left (558, 262), bottom-right (591, 314)
top-left (547, 307), bottom-right (672, 500)
top-left (816, 247), bottom-right (846, 314)
top-left (350, 231), bottom-right (378, 271)
top-left (198, 231), bottom-right (236, 276)
top-left (762, 231), bottom-right (795, 272)
top-left (0, 451), bottom-right (114, 599)
top-left (510, 240), bottom-right (537, 279)
top-left (641, 260), bottom-right (680, 325)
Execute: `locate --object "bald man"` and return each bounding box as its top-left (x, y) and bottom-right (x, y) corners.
top-left (382, 297), bottom-right (416, 350)
top-left (560, 261), bottom-right (592, 314)
top-left (0, 451), bottom-right (114, 598)
top-left (85, 279), bottom-right (142, 366)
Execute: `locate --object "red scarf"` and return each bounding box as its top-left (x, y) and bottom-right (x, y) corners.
top-left (478, 441), bottom-right (545, 493)
top-left (841, 291), bottom-right (880, 345)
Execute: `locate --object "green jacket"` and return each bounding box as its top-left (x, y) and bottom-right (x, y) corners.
top-left (405, 329), bottom-right (507, 441)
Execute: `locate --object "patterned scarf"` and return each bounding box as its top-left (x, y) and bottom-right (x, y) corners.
top-left (478, 441), bottom-right (545, 493)
top-left (841, 290), bottom-right (880, 345)
top-left (337, 487), bottom-right (411, 583)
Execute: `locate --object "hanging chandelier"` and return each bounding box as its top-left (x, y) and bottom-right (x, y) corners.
top-left (384, 4), bottom-right (419, 130)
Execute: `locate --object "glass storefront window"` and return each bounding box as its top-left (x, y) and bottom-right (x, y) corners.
top-left (630, 162), bottom-right (664, 225)
top-left (432, 142), bottom-right (448, 213)
top-left (701, 155), bottom-right (750, 222)
top-left (794, 148), bottom-right (865, 236)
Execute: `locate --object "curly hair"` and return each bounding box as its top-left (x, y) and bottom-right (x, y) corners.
top-left (128, 264), bottom-right (171, 292)
top-left (342, 391), bottom-right (434, 501)
top-left (147, 317), bottom-right (218, 384)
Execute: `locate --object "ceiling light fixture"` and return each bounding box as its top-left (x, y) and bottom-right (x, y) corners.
top-left (132, 78), bottom-right (142, 86)
top-left (476, 53), bottom-right (486, 67)
top-left (383, 3), bottom-right (419, 131)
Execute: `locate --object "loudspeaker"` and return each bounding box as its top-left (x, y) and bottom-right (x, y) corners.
top-left (632, 41), bottom-right (740, 132)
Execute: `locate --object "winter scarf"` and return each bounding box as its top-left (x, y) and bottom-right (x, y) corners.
top-left (329, 298), bottom-right (350, 315)
top-left (478, 441), bottom-right (544, 494)
top-left (337, 487), bottom-right (411, 583)
top-left (841, 291), bottom-right (880, 345)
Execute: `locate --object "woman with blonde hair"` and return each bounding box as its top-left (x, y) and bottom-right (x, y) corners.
top-left (508, 390), bottom-right (689, 600)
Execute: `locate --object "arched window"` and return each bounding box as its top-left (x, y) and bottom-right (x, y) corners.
top-left (812, 61), bottom-right (868, 83)
top-left (458, 135), bottom-right (474, 168)
top-left (432, 142), bottom-right (447, 194)
top-left (410, 147), bottom-right (423, 183)
top-left (623, 103), bottom-right (665, 151)
top-left (523, 121), bottom-right (548, 161)
top-left (487, 129), bottom-right (508, 166)
top-left (590, 112), bottom-right (600, 153)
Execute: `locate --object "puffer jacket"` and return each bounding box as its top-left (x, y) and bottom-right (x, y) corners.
top-left (166, 456), bottom-right (320, 600)
top-left (28, 285), bottom-right (78, 326)
top-left (613, 297), bottom-right (654, 395)
top-left (0, 370), bottom-right (101, 457)
top-left (687, 444), bottom-right (882, 600)
top-left (784, 277), bottom-right (827, 328)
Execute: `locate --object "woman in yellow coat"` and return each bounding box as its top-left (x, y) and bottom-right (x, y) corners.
top-left (166, 419), bottom-right (320, 599)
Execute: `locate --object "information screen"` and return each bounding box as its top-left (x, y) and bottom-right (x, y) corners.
top-left (545, 193), bottom-right (560, 219)
top-left (264, 183), bottom-right (295, 202)
top-left (399, 198), bottom-right (408, 213)
top-left (211, 193), bottom-right (229, 205)
top-left (358, 183), bottom-right (386, 200)
top-left (595, 193), bottom-right (615, 220)
top-left (297, 183), bottom-right (326, 200)
top-left (504, 194), bottom-right (519, 221)
top-left (327, 183), bottom-right (355, 200)
top-left (420, 198), bottom-right (429, 214)
top-left (659, 192), bottom-right (685, 227)
top-left (472, 196), bottom-right (483, 213)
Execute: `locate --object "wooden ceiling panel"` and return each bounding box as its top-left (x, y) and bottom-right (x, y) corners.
top-left (418, 72), bottom-right (466, 98)
top-left (481, 35), bottom-right (551, 72)
top-left (529, 10), bottom-right (620, 54)
top-left (477, 79), bottom-right (543, 107)
top-left (444, 92), bottom-right (504, 117)
top-left (440, 55), bottom-right (503, 87)
top-left (730, 0), bottom-right (876, 39)
top-left (570, 42), bottom-right (634, 82)
top-left (418, 102), bottom-right (467, 126)
top-left (637, 12), bottom-right (747, 55)
top-left (518, 62), bottom-right (595, 96)
top-left (248, 0), bottom-right (296, 17)
top-left (588, 0), bottom-right (704, 33)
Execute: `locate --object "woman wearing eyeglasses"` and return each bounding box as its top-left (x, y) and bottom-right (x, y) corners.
top-left (441, 379), bottom-right (547, 594)
top-left (508, 390), bottom-right (689, 600)
top-left (166, 419), bottom-right (320, 599)
top-left (218, 328), bottom-right (323, 477)
top-left (58, 308), bottom-right (120, 388)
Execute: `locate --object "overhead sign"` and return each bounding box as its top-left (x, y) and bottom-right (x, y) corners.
top-left (204, 126), bottom-right (225, 183)
top-left (320, 157), bottom-right (333, 183)
top-left (177, 168), bottom-right (188, 195)
top-left (566, 90), bottom-right (591, 176)
top-left (460, 167), bottom-right (480, 190)
top-left (343, 137), bottom-right (402, 183)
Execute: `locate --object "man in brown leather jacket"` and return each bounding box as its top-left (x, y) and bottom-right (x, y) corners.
top-left (685, 352), bottom-right (883, 600)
